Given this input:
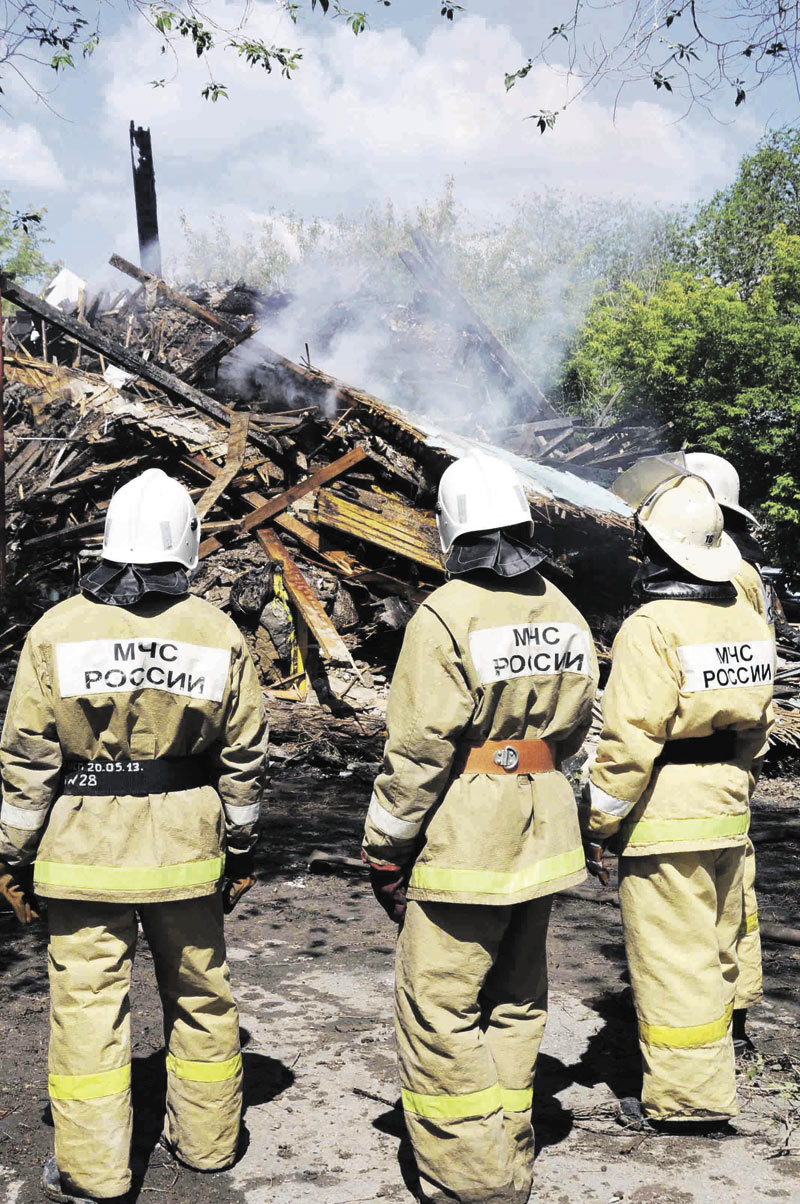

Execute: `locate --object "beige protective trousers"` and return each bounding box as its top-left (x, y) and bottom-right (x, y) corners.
top-left (619, 847), bottom-right (745, 1122)
top-left (735, 837), bottom-right (763, 1009)
top-left (47, 895), bottom-right (242, 1198)
top-left (396, 897), bottom-right (552, 1204)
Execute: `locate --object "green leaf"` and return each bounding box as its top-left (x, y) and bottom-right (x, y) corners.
top-left (201, 81), bottom-right (228, 102)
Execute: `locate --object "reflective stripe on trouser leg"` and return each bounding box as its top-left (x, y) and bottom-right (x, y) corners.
top-left (482, 895), bottom-right (552, 1201)
top-left (734, 837), bottom-right (763, 1009)
top-left (619, 847), bottom-right (744, 1121)
top-left (47, 900), bottom-right (137, 1198)
top-left (140, 894), bottom-right (243, 1169)
top-left (396, 900), bottom-right (522, 1203)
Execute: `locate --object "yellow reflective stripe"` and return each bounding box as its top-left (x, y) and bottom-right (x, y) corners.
top-left (402, 1084), bottom-right (502, 1120)
top-left (639, 1002), bottom-right (733, 1049)
top-left (409, 847), bottom-right (585, 895)
top-left (166, 1053), bottom-right (242, 1082)
top-left (34, 857), bottom-right (224, 892)
top-left (49, 1064), bottom-right (130, 1101)
top-left (739, 910), bottom-right (759, 937)
top-left (500, 1086), bottom-right (533, 1112)
top-left (623, 813), bottom-right (748, 845)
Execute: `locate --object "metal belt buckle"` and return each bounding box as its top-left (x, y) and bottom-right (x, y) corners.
top-left (493, 745), bottom-right (519, 772)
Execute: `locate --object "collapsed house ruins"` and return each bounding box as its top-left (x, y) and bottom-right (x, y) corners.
top-left (1, 233), bottom-right (799, 768)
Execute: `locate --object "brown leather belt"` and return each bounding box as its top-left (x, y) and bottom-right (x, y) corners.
top-left (456, 739), bottom-right (556, 775)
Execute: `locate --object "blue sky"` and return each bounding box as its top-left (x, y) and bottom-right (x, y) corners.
top-left (1, 1), bottom-right (795, 282)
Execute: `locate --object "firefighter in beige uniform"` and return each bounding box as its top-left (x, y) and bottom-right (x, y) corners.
top-left (582, 473), bottom-right (773, 1125)
top-left (362, 452), bottom-right (598, 1204)
top-left (0, 469), bottom-right (268, 1202)
top-left (685, 452), bottom-right (776, 1049)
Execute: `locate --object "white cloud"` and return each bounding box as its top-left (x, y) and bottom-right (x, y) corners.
top-left (0, 122), bottom-right (64, 190)
top-left (95, 4), bottom-right (758, 221)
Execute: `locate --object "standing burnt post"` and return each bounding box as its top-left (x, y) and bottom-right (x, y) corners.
top-left (129, 122), bottom-right (162, 277)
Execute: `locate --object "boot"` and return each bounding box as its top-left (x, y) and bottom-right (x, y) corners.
top-left (41, 1156), bottom-right (128, 1204)
top-left (732, 1008), bottom-right (756, 1057)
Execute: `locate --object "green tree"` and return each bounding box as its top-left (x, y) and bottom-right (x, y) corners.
top-left (681, 128), bottom-right (800, 292)
top-left (561, 227), bottom-right (800, 565)
top-left (0, 191), bottom-right (53, 286)
top-left (0, 1), bottom-right (455, 103)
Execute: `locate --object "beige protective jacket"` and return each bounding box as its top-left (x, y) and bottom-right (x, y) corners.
top-left (363, 573), bottom-right (599, 905)
top-left (586, 593), bottom-right (774, 857)
top-left (0, 592), bottom-right (268, 903)
top-left (734, 561), bottom-right (773, 628)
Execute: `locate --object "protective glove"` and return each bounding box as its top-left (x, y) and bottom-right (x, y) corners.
top-left (367, 861), bottom-right (408, 924)
top-left (582, 838), bottom-right (609, 887)
top-left (222, 850), bottom-right (255, 915)
top-left (0, 861), bottom-right (40, 925)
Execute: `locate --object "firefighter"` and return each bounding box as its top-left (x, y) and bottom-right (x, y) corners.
top-left (684, 451), bottom-right (774, 1053)
top-left (0, 468), bottom-right (268, 1202)
top-left (363, 451), bottom-right (599, 1204)
top-left (582, 472), bottom-right (774, 1127)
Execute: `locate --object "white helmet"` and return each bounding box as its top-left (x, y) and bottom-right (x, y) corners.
top-left (436, 451), bottom-right (531, 553)
top-left (683, 452), bottom-right (757, 525)
top-left (638, 475), bottom-right (741, 582)
top-left (103, 468), bottom-right (200, 570)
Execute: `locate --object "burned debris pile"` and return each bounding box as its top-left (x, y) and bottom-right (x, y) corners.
top-left (1, 247), bottom-right (799, 763)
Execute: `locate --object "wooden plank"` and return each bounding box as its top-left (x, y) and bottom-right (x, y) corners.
top-left (535, 427), bottom-right (575, 459)
top-left (0, 275), bottom-right (275, 457)
top-left (316, 485), bottom-right (442, 571)
top-left (195, 413), bottom-right (250, 519)
top-left (256, 529), bottom-right (352, 665)
top-left (109, 253), bottom-right (245, 340)
top-left (198, 446), bottom-right (367, 559)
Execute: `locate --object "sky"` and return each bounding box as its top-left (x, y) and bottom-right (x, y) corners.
top-left (0, 0), bottom-right (795, 282)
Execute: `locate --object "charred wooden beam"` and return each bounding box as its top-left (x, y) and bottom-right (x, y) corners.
top-left (109, 253), bottom-right (248, 342)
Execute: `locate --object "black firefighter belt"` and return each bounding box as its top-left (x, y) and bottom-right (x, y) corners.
top-left (62, 757), bottom-right (207, 796)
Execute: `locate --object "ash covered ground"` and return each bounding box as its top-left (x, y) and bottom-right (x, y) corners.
top-left (1, 774), bottom-right (798, 1204)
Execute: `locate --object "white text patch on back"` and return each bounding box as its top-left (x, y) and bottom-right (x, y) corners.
top-left (55, 638), bottom-right (231, 702)
top-left (677, 641), bottom-right (774, 692)
top-left (469, 622), bottom-right (592, 684)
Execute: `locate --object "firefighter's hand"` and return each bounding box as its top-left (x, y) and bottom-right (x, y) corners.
top-left (222, 851), bottom-right (255, 915)
top-left (583, 839), bottom-right (609, 887)
top-left (0, 862), bottom-right (40, 925)
top-left (367, 862), bottom-right (408, 924)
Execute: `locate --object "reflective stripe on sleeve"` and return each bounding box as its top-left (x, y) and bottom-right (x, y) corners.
top-left (401, 1083), bottom-right (502, 1121)
top-left (500, 1086), bottom-right (533, 1112)
top-left (166, 1053), bottom-right (242, 1082)
top-left (49, 1064), bottom-right (131, 1101)
top-left (588, 781), bottom-right (637, 818)
top-left (367, 793), bottom-right (422, 841)
top-left (638, 1002), bottom-right (733, 1049)
top-left (0, 801), bottom-right (49, 831)
top-left (409, 846), bottom-right (585, 896)
top-left (623, 813), bottom-right (748, 845)
top-left (223, 802), bottom-right (261, 826)
top-left (34, 856), bottom-right (224, 892)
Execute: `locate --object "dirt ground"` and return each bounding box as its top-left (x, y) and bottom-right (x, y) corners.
top-left (1, 770), bottom-right (798, 1204)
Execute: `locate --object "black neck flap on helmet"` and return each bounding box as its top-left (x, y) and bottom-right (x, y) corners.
top-left (445, 527), bottom-right (547, 578)
top-left (80, 561), bottom-right (189, 607)
top-left (633, 535), bottom-right (736, 602)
